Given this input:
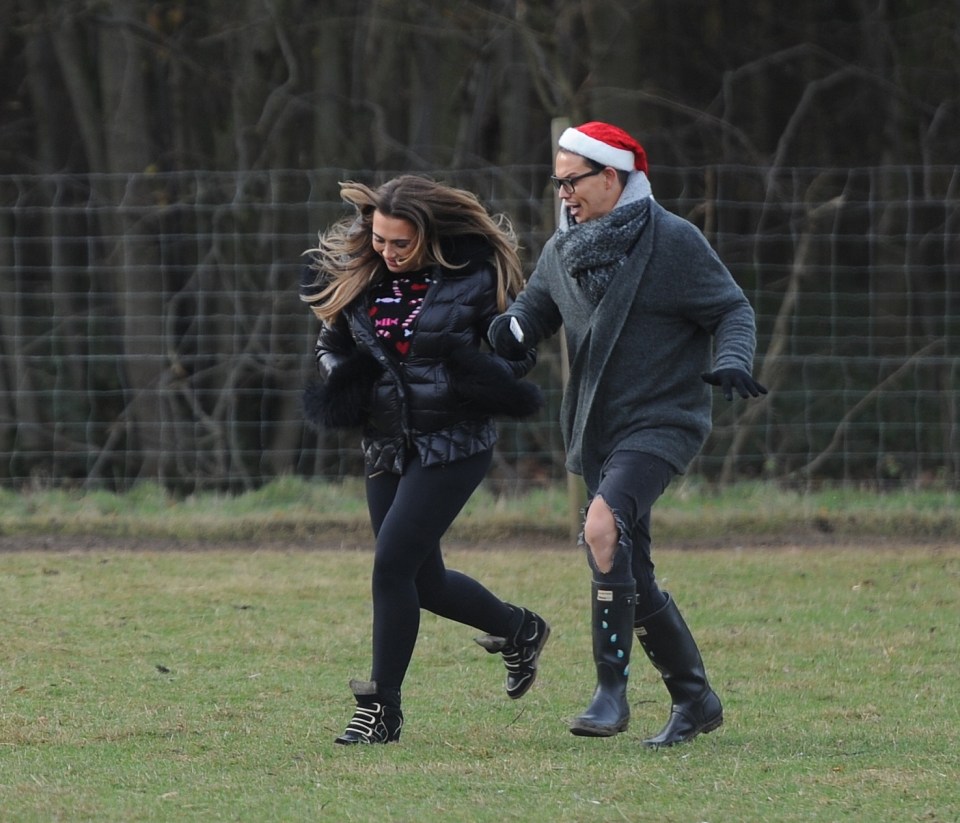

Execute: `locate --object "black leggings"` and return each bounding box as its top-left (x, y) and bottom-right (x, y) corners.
top-left (365, 449), bottom-right (516, 692)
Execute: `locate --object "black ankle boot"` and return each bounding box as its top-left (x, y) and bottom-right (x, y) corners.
top-left (475, 607), bottom-right (551, 699)
top-left (569, 583), bottom-right (636, 737)
top-left (334, 679), bottom-right (403, 745)
top-left (635, 593), bottom-right (723, 748)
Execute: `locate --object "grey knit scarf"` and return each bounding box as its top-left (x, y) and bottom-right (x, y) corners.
top-left (555, 197), bottom-right (651, 305)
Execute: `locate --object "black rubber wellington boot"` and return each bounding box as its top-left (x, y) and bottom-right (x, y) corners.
top-left (334, 679), bottom-right (403, 745)
top-left (569, 582), bottom-right (636, 737)
top-left (635, 593), bottom-right (723, 748)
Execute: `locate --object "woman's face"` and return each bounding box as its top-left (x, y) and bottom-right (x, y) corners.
top-left (371, 210), bottom-right (422, 274)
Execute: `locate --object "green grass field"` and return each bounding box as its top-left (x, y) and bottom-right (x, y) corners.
top-left (2, 541), bottom-right (958, 821)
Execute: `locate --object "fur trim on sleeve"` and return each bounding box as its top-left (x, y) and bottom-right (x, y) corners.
top-left (303, 349), bottom-right (383, 429)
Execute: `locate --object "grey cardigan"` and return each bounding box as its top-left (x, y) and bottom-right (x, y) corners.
top-left (507, 198), bottom-right (757, 489)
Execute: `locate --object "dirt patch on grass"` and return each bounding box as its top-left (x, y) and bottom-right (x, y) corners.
top-left (2, 533), bottom-right (956, 554)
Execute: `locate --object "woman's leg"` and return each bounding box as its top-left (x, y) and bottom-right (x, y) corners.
top-left (415, 555), bottom-right (517, 634)
top-left (365, 450), bottom-right (514, 690)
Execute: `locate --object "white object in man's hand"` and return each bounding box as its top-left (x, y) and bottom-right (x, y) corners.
top-left (509, 317), bottom-right (525, 343)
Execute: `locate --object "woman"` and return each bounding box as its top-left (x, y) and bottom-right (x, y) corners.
top-left (300, 175), bottom-right (550, 745)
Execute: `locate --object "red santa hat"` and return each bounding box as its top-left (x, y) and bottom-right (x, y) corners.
top-left (558, 121), bottom-right (648, 173)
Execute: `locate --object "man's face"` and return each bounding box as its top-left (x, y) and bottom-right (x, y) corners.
top-left (554, 150), bottom-right (623, 223)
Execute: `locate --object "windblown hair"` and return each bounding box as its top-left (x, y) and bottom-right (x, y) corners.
top-left (302, 175), bottom-right (524, 324)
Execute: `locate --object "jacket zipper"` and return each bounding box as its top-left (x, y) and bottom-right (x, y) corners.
top-left (355, 292), bottom-right (414, 449)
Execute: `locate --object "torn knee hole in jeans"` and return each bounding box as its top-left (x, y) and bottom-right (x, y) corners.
top-left (585, 500), bottom-right (630, 574)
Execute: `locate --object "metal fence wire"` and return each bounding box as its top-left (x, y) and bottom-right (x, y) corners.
top-left (1, 165), bottom-right (957, 492)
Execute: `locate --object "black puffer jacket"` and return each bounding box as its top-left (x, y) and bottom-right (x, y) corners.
top-left (310, 238), bottom-right (539, 474)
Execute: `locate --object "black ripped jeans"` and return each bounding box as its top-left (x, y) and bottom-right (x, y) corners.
top-left (585, 450), bottom-right (676, 620)
top-left (365, 448), bottom-right (516, 692)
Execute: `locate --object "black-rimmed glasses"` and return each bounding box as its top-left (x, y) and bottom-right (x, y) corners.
top-left (549, 168), bottom-right (604, 194)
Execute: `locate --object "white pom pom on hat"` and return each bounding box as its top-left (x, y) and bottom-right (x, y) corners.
top-left (558, 121), bottom-right (648, 173)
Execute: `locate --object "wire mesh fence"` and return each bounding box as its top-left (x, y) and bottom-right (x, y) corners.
top-left (1, 165), bottom-right (957, 492)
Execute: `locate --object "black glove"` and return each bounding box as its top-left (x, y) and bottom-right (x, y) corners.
top-left (701, 368), bottom-right (768, 401)
top-left (487, 314), bottom-right (530, 361)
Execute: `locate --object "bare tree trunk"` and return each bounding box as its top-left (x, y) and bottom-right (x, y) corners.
top-left (99, 0), bottom-right (168, 482)
top-left (313, 1), bottom-right (357, 166)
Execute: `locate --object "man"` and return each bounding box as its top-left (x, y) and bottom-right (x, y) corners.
top-left (489, 121), bottom-right (766, 746)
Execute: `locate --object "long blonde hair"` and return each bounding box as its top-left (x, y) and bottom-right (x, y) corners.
top-left (302, 175), bottom-right (523, 324)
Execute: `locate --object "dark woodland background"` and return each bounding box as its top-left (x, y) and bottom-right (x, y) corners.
top-left (4, 1), bottom-right (957, 173)
top-left (1, 1), bottom-right (957, 491)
